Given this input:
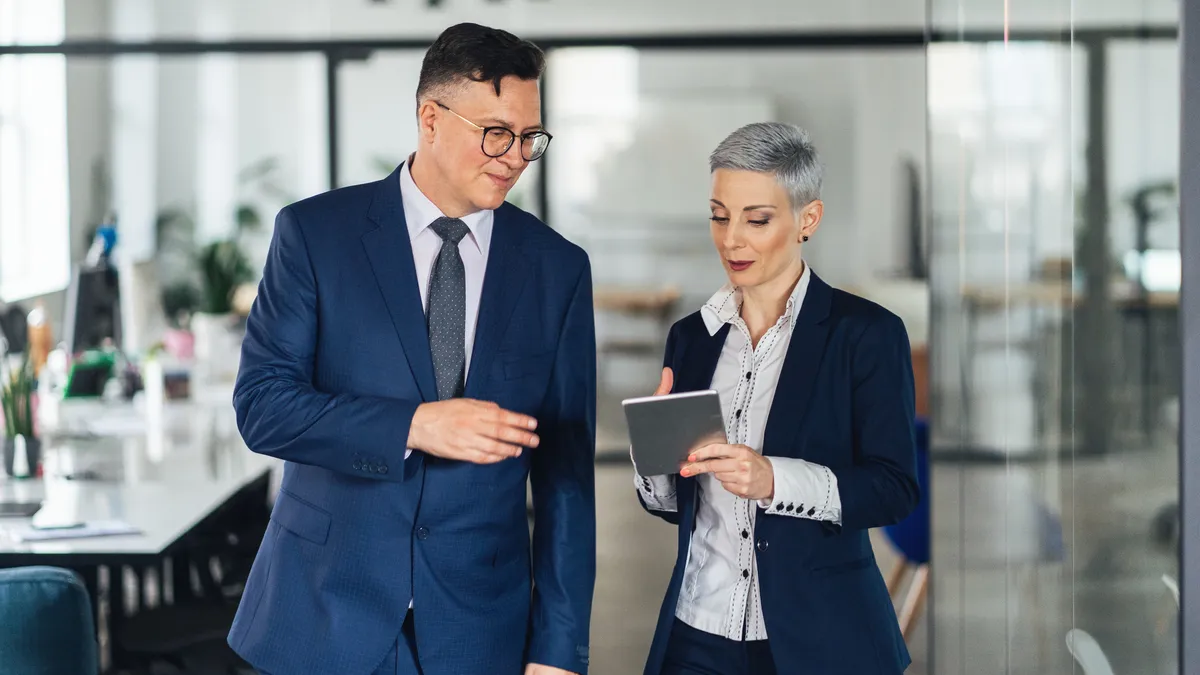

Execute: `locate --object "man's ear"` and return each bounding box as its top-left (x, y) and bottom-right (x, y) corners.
top-left (417, 100), bottom-right (440, 142)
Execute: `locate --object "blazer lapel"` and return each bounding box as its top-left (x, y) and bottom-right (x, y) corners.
top-left (675, 321), bottom-right (730, 527)
top-left (463, 205), bottom-right (531, 398)
top-left (675, 322), bottom-right (730, 394)
top-left (762, 273), bottom-right (834, 458)
top-left (361, 166), bottom-right (438, 402)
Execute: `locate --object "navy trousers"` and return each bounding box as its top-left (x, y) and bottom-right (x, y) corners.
top-left (661, 620), bottom-right (777, 675)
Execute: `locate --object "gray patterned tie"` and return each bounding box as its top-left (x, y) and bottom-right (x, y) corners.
top-left (427, 217), bottom-right (470, 400)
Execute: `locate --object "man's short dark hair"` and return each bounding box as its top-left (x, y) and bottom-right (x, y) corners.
top-left (417, 23), bottom-right (545, 106)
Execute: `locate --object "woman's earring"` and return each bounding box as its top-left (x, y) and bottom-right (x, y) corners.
top-left (802, 235), bottom-right (810, 242)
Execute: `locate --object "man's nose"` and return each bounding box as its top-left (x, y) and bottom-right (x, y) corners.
top-left (497, 141), bottom-right (526, 168)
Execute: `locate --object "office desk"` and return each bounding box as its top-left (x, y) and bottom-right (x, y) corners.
top-left (0, 438), bottom-right (272, 566)
top-left (959, 282), bottom-right (1180, 452)
top-left (0, 394), bottom-right (274, 562)
top-left (593, 286), bottom-right (681, 389)
top-left (0, 401), bottom-right (275, 671)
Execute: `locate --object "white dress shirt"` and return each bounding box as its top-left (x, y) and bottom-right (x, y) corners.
top-left (635, 263), bottom-right (842, 641)
top-left (400, 155), bottom-right (493, 369)
top-left (399, 156), bottom-right (493, 451)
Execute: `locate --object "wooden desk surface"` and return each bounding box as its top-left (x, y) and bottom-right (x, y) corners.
top-left (961, 282), bottom-right (1179, 310)
top-left (594, 287), bottom-right (682, 313)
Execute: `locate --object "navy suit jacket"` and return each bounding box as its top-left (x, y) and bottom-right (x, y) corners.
top-left (227, 165), bottom-right (597, 675)
top-left (642, 273), bottom-right (919, 675)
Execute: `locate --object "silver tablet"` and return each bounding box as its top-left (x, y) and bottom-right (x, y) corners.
top-left (622, 389), bottom-right (727, 476)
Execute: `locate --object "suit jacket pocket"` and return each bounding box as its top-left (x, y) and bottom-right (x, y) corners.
top-left (271, 488), bottom-right (332, 545)
top-left (811, 555), bottom-right (875, 577)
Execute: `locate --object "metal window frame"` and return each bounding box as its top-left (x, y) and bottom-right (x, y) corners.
top-left (1178, 1), bottom-right (1199, 671)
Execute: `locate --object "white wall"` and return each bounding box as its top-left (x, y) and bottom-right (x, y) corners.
top-left (106, 0), bottom-right (929, 40)
top-left (93, 0), bottom-right (1178, 41)
top-left (930, 0), bottom-right (1176, 30)
top-left (544, 50), bottom-right (926, 298)
top-left (42, 0), bottom-right (1179, 358)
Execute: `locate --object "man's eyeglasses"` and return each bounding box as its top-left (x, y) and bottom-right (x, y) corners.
top-left (435, 102), bottom-right (552, 162)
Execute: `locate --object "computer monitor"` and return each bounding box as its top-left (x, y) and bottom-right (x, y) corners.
top-left (63, 265), bottom-right (122, 355)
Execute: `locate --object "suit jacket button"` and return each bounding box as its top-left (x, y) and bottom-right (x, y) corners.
top-left (353, 461), bottom-right (362, 470)
top-left (416, 527), bottom-right (429, 540)
top-left (379, 464), bottom-right (388, 474)
top-left (756, 539), bottom-right (769, 552)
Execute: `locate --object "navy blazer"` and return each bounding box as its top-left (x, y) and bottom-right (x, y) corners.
top-left (641, 273), bottom-right (919, 675)
top-left (227, 165), bottom-right (597, 675)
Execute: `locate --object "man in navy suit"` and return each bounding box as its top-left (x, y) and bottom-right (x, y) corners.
top-left (227, 23), bottom-right (596, 675)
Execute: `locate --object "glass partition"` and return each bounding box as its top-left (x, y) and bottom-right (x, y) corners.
top-left (927, 4), bottom-right (1181, 674)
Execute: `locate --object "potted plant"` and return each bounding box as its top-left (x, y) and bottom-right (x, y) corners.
top-left (154, 158), bottom-right (285, 381)
top-left (1, 350), bottom-right (39, 478)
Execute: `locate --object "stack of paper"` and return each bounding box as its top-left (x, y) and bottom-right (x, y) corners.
top-left (8, 520), bottom-right (141, 542)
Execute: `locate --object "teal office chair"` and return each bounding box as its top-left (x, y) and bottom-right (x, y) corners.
top-left (0, 566), bottom-right (98, 675)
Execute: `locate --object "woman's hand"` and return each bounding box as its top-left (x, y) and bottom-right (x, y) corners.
top-left (680, 444), bottom-right (775, 501)
top-left (653, 367), bottom-right (674, 397)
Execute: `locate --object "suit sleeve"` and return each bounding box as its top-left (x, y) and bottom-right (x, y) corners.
top-left (827, 313), bottom-right (921, 530)
top-left (527, 256), bottom-right (597, 673)
top-left (232, 206), bottom-right (417, 482)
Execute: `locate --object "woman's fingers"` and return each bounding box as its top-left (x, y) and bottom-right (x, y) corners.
top-left (681, 458), bottom-right (740, 477)
top-left (688, 443), bottom-right (751, 464)
top-left (653, 367), bottom-right (675, 396)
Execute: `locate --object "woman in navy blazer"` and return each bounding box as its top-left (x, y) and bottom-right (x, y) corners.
top-left (634, 122), bottom-right (919, 675)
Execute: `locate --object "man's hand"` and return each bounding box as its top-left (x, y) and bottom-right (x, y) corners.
top-left (680, 443), bottom-right (775, 501)
top-left (407, 399), bottom-right (538, 464)
top-left (524, 664), bottom-right (578, 675)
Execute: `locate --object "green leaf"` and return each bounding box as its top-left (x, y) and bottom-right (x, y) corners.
top-left (1, 353), bottom-right (34, 438)
top-left (236, 205), bottom-right (262, 232)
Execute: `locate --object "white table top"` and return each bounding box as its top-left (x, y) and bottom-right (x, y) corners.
top-left (0, 400), bottom-right (276, 560)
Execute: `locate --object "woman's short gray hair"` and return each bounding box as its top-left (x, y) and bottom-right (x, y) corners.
top-left (709, 122), bottom-right (823, 209)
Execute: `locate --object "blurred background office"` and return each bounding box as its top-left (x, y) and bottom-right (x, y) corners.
top-left (0, 0), bottom-right (1188, 673)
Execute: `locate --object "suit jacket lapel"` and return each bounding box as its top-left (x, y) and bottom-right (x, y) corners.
top-left (463, 205), bottom-right (530, 398)
top-left (676, 322), bottom-right (730, 394)
top-left (361, 166), bottom-right (438, 402)
top-left (762, 272), bottom-right (833, 458)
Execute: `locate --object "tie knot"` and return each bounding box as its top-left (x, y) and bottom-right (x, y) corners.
top-left (430, 217), bottom-right (470, 245)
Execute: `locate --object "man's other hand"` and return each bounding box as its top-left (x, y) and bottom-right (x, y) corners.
top-left (525, 664), bottom-right (578, 675)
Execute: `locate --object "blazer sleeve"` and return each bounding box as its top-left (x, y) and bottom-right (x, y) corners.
top-left (827, 312), bottom-right (921, 530)
top-left (527, 256), bottom-right (597, 673)
top-left (232, 206), bottom-right (417, 482)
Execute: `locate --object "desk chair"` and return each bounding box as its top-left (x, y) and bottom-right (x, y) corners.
top-left (1156, 573), bottom-right (1180, 638)
top-left (882, 418), bottom-right (930, 639)
top-left (1066, 628), bottom-right (1116, 675)
top-left (0, 565), bottom-right (98, 675)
